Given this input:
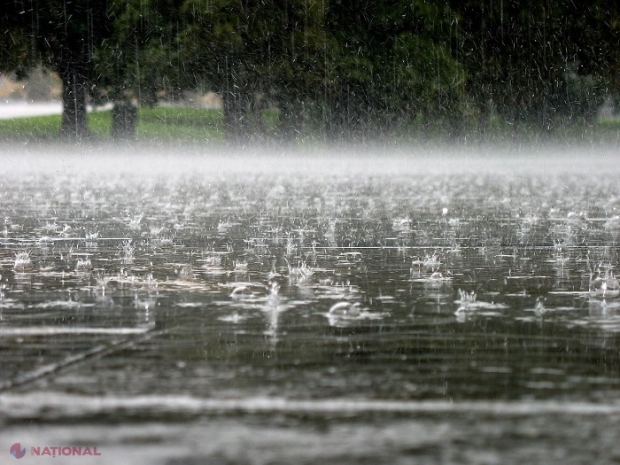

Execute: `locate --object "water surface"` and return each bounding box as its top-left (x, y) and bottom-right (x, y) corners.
top-left (1, 147), bottom-right (620, 464)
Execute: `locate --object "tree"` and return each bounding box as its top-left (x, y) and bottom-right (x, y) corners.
top-left (266, 0), bottom-right (332, 142)
top-left (563, 1), bottom-right (620, 123)
top-left (180, 0), bottom-right (333, 143)
top-left (180, 0), bottom-right (279, 143)
top-left (0, 3), bottom-right (39, 79)
top-left (25, 1), bottom-right (114, 139)
top-left (93, 0), bottom-right (185, 140)
top-left (2, 2), bottom-right (117, 140)
top-left (451, 0), bottom-right (617, 136)
top-left (325, 0), bottom-right (465, 140)
top-left (7, 0), bottom-right (617, 143)
top-left (179, 0), bottom-right (465, 143)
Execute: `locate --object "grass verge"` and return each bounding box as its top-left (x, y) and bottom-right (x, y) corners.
top-left (0, 105), bottom-right (618, 146)
top-left (0, 107), bottom-right (224, 143)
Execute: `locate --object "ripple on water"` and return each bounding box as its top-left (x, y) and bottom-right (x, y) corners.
top-left (1, 166), bottom-right (620, 418)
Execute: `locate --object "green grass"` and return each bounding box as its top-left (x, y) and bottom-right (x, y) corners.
top-left (0, 106), bottom-right (224, 143)
top-left (0, 113), bottom-right (64, 140)
top-left (0, 105), bottom-right (619, 146)
top-left (138, 106), bottom-right (223, 142)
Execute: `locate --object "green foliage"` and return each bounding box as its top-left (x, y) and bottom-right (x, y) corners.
top-left (322, 0), bottom-right (466, 138)
top-left (93, 0), bottom-right (185, 106)
top-left (450, 0), bottom-right (618, 132)
top-left (0, 3), bottom-right (38, 78)
top-left (1, 0), bottom-right (619, 142)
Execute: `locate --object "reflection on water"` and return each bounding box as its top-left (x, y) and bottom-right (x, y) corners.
top-left (2, 151), bottom-right (620, 463)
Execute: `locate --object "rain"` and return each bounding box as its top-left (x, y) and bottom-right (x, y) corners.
top-left (1, 1), bottom-right (620, 464)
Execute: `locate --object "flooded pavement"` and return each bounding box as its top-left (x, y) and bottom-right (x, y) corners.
top-left (2, 147), bottom-right (620, 464)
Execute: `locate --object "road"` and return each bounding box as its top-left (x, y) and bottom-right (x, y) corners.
top-left (0, 101), bottom-right (112, 119)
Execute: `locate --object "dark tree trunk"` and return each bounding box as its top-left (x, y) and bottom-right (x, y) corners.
top-left (59, 67), bottom-right (89, 140)
top-left (325, 86), bottom-right (348, 142)
top-left (278, 95), bottom-right (304, 142)
top-left (32, 1), bottom-right (115, 140)
top-left (111, 101), bottom-right (138, 140)
top-left (249, 95), bottom-right (266, 139)
top-left (477, 96), bottom-right (491, 142)
top-left (223, 90), bottom-right (250, 144)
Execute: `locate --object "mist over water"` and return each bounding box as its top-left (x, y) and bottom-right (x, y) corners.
top-left (2, 144), bottom-right (620, 464)
top-left (1, 142), bottom-right (617, 176)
